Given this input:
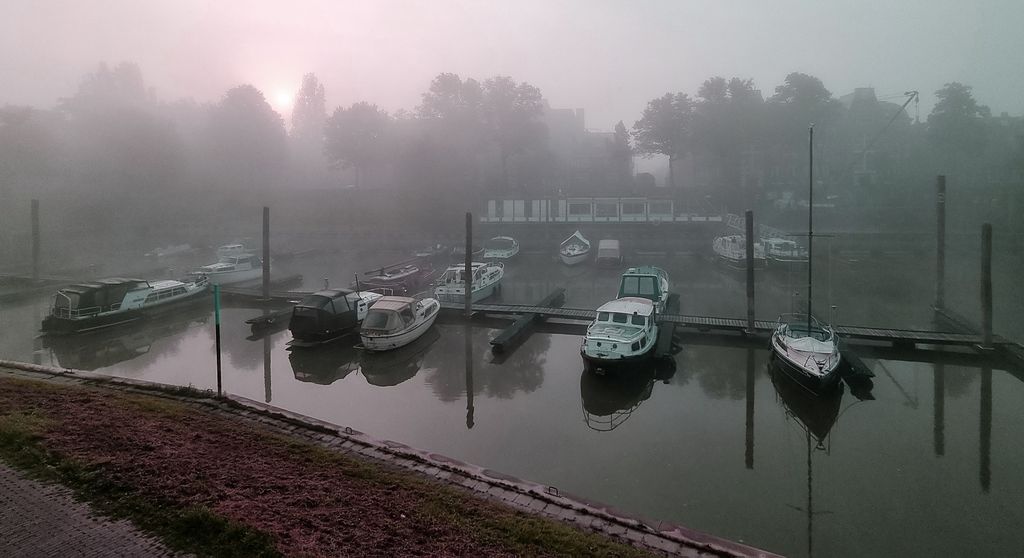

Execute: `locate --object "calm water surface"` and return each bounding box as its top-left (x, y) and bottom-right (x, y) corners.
top-left (2, 251), bottom-right (1022, 557)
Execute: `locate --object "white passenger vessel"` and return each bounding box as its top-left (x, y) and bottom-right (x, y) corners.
top-left (434, 262), bottom-right (504, 303)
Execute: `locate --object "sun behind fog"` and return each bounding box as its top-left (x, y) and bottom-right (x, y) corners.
top-left (272, 90), bottom-right (293, 109)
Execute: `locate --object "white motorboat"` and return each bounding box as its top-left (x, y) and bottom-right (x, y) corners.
top-left (559, 230), bottom-right (591, 265)
top-left (42, 276), bottom-right (209, 334)
top-left (770, 125), bottom-right (842, 393)
top-left (483, 236), bottom-right (519, 260)
top-left (712, 235), bottom-right (766, 269)
top-left (191, 253), bottom-right (264, 286)
top-left (434, 262), bottom-right (504, 303)
top-left (581, 297), bottom-right (659, 372)
top-left (764, 238), bottom-right (809, 265)
top-left (359, 296), bottom-right (440, 351)
top-left (216, 243), bottom-right (250, 260)
top-left (617, 266), bottom-right (670, 314)
top-left (771, 314), bottom-right (842, 392)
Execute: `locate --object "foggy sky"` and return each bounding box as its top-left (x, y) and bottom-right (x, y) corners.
top-left (3, 0), bottom-right (1022, 129)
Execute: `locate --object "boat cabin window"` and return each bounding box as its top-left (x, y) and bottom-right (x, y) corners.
top-left (631, 314), bottom-right (646, 326)
top-left (55, 292), bottom-right (79, 309)
top-left (363, 310), bottom-right (393, 330)
top-left (612, 313), bottom-right (628, 324)
top-left (400, 307), bottom-right (415, 326)
top-left (598, 311), bottom-right (610, 322)
top-left (622, 276), bottom-right (657, 297)
top-left (171, 287), bottom-right (186, 296)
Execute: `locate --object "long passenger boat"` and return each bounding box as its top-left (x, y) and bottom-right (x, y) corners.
top-left (41, 276), bottom-right (210, 335)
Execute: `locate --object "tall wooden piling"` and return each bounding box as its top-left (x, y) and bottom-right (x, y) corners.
top-left (745, 210), bottom-right (755, 333)
top-left (464, 212), bottom-right (473, 318)
top-left (935, 176), bottom-right (946, 309)
top-left (31, 199), bottom-right (40, 281)
top-left (981, 223), bottom-right (993, 348)
top-left (262, 206), bottom-right (270, 301)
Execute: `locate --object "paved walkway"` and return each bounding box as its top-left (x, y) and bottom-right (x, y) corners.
top-left (0, 463), bottom-right (180, 557)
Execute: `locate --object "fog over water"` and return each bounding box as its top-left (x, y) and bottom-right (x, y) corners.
top-left (2, 2), bottom-right (1023, 557)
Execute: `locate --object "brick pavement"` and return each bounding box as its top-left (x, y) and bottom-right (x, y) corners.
top-left (0, 464), bottom-right (182, 558)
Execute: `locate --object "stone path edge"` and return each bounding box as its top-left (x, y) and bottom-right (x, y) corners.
top-left (0, 359), bottom-right (782, 558)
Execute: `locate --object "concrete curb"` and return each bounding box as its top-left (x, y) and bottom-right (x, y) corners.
top-left (0, 359), bottom-right (781, 558)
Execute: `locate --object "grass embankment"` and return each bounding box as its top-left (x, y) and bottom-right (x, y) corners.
top-left (0, 376), bottom-right (649, 558)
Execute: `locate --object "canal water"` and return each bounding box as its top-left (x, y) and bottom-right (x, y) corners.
top-left (2, 250), bottom-right (1022, 557)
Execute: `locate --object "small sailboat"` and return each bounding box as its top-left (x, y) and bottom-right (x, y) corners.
top-left (581, 297), bottom-right (659, 373)
top-left (771, 125), bottom-right (842, 393)
top-left (483, 236), bottom-right (519, 260)
top-left (559, 230), bottom-right (591, 265)
top-left (358, 296), bottom-right (440, 351)
top-left (433, 262), bottom-right (504, 303)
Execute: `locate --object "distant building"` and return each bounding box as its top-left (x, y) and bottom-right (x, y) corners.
top-left (542, 105), bottom-right (633, 194)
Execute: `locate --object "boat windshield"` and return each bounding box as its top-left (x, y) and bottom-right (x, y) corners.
top-left (363, 309), bottom-right (399, 331)
top-left (621, 276), bottom-right (657, 296)
top-left (786, 323), bottom-right (832, 342)
top-left (612, 313), bottom-right (628, 324)
top-left (300, 294), bottom-right (333, 310)
top-left (631, 314), bottom-right (646, 326)
top-left (598, 311), bottom-right (610, 322)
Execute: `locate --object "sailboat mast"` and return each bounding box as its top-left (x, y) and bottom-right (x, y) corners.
top-left (807, 125), bottom-right (814, 334)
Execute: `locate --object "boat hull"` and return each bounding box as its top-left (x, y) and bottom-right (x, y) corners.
top-left (360, 306), bottom-right (439, 352)
top-left (560, 251), bottom-right (590, 266)
top-left (581, 347), bottom-right (655, 374)
top-left (435, 282), bottom-right (499, 304)
top-left (769, 339), bottom-right (841, 394)
top-left (203, 267), bottom-right (263, 286)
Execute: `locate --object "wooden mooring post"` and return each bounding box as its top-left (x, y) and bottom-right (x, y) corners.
top-left (745, 209), bottom-right (755, 333)
top-left (935, 176), bottom-right (946, 309)
top-left (464, 212), bottom-right (472, 319)
top-left (31, 199), bottom-right (40, 282)
top-left (981, 223), bottom-right (993, 349)
top-left (262, 206), bottom-right (270, 301)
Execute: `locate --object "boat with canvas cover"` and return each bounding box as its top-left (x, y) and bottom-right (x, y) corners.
top-left (287, 288), bottom-right (383, 347)
top-left (42, 276), bottom-right (209, 334)
top-left (617, 266), bottom-right (670, 314)
top-left (559, 230), bottom-right (591, 265)
top-left (483, 236), bottom-right (519, 260)
top-left (359, 296), bottom-right (440, 351)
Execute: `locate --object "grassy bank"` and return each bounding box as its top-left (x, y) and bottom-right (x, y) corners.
top-left (0, 376), bottom-right (649, 557)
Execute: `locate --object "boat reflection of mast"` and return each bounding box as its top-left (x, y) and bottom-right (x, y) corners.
top-left (745, 348), bottom-right (755, 469)
top-left (933, 357), bottom-right (945, 456)
top-left (981, 365), bottom-right (991, 493)
top-left (465, 324), bottom-right (474, 430)
top-left (263, 308), bottom-right (272, 404)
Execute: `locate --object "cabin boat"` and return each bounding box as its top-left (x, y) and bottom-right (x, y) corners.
top-left (483, 236), bottom-right (519, 260)
top-left (617, 266), bottom-right (670, 314)
top-left (434, 262), bottom-right (504, 303)
top-left (359, 296), bottom-right (440, 351)
top-left (287, 289), bottom-right (383, 347)
top-left (712, 235), bottom-right (766, 269)
top-left (559, 230), bottom-right (591, 265)
top-left (41, 276), bottom-right (209, 334)
top-left (764, 238), bottom-right (809, 265)
top-left (352, 264), bottom-right (433, 295)
top-left (191, 253), bottom-right (264, 286)
top-left (595, 239), bottom-right (623, 267)
top-left (581, 297), bottom-right (659, 372)
top-left (770, 314), bottom-right (842, 393)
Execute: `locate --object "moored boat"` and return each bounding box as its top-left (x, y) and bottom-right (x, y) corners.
top-left (595, 239), bottom-right (623, 267)
top-left (434, 262), bottom-right (504, 303)
top-left (771, 314), bottom-right (842, 393)
top-left (41, 276), bottom-right (209, 335)
top-left (352, 263), bottom-right (434, 295)
top-left (191, 253), bottom-right (264, 286)
top-left (764, 237), bottom-right (809, 266)
top-left (559, 230), bottom-right (591, 266)
top-left (617, 266), bottom-right (670, 314)
top-left (483, 236), bottom-right (519, 260)
top-left (359, 296), bottom-right (440, 351)
top-left (712, 235), bottom-right (766, 269)
top-left (581, 297), bottom-right (659, 373)
top-left (287, 288), bottom-right (383, 347)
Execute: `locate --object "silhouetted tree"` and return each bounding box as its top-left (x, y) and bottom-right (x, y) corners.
top-left (480, 76), bottom-right (546, 191)
top-left (290, 73), bottom-right (329, 187)
top-left (606, 121), bottom-right (633, 189)
top-left (928, 82), bottom-right (991, 169)
top-left (324, 102), bottom-right (390, 187)
top-left (206, 84), bottom-right (288, 189)
top-left (692, 76), bottom-right (764, 209)
top-left (632, 92), bottom-right (694, 190)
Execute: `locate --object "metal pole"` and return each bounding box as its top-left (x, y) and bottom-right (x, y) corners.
top-left (262, 206), bottom-right (270, 300)
top-left (745, 209), bottom-right (755, 333)
top-left (214, 284), bottom-right (222, 395)
top-left (464, 212), bottom-right (472, 318)
top-left (807, 125), bottom-right (814, 333)
top-left (981, 223), bottom-right (993, 348)
top-left (935, 176), bottom-right (946, 309)
top-left (31, 199), bottom-right (39, 281)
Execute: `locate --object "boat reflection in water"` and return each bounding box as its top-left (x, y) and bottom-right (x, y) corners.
top-left (42, 307), bottom-right (210, 371)
top-left (769, 358), bottom-right (855, 558)
top-left (580, 358), bottom-right (676, 431)
top-left (359, 327), bottom-right (440, 387)
top-left (287, 337), bottom-right (361, 385)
